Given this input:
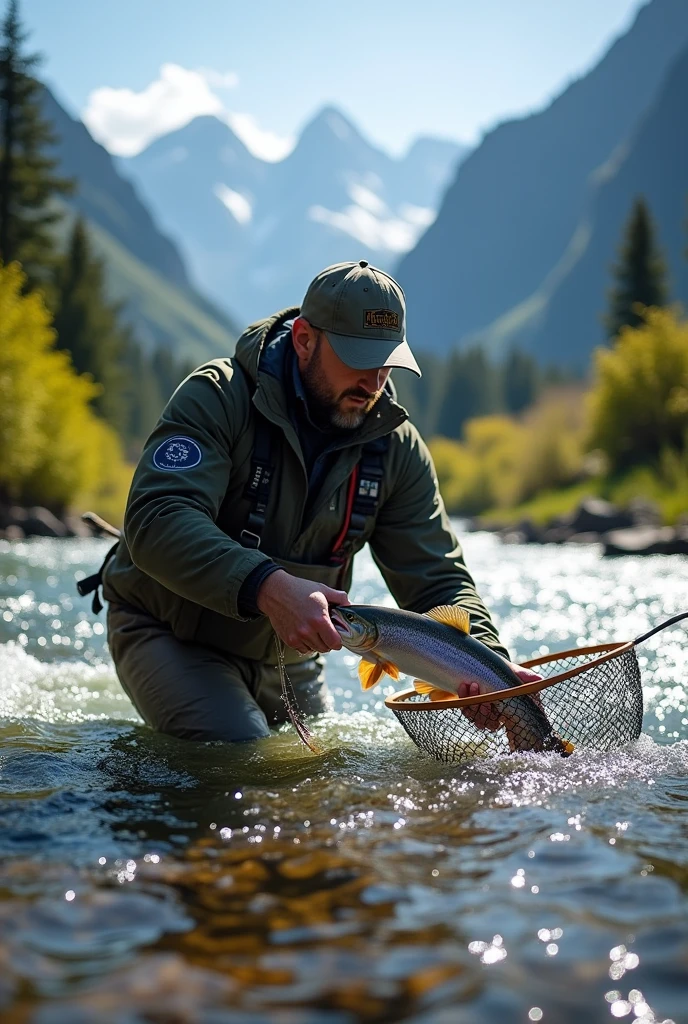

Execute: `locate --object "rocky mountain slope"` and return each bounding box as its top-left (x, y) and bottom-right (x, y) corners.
top-left (123, 108), bottom-right (467, 323)
top-left (43, 87), bottom-right (238, 361)
top-left (395, 0), bottom-right (688, 358)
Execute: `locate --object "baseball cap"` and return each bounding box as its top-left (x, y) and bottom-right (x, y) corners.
top-left (300, 260), bottom-right (421, 377)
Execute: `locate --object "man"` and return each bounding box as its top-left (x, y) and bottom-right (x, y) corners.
top-left (102, 260), bottom-right (536, 742)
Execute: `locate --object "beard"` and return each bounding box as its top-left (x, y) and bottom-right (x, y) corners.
top-left (301, 342), bottom-right (383, 430)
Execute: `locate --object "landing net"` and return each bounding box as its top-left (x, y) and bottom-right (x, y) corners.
top-left (386, 643), bottom-right (644, 762)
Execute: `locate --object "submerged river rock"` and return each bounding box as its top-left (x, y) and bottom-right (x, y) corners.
top-left (0, 532), bottom-right (687, 1022)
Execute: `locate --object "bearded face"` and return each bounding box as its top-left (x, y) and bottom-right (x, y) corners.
top-left (300, 336), bottom-right (385, 430)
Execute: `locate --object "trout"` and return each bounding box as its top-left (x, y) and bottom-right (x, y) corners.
top-left (330, 603), bottom-right (573, 756)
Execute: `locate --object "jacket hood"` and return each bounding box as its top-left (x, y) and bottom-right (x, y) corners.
top-left (234, 308), bottom-right (300, 384)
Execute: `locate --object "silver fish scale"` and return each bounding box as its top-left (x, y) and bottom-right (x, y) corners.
top-left (368, 608), bottom-right (517, 693)
top-left (354, 606), bottom-right (561, 752)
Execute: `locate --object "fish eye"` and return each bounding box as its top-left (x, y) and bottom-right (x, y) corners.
top-left (343, 611), bottom-right (355, 622)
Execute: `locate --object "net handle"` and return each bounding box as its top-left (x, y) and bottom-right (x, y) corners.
top-left (384, 610), bottom-right (688, 712)
top-left (384, 640), bottom-right (635, 711)
top-left (630, 610), bottom-right (688, 646)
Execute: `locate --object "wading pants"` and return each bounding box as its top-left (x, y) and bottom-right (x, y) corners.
top-left (106, 602), bottom-right (327, 742)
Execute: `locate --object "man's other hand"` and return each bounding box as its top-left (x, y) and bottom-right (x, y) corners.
top-left (257, 569), bottom-right (350, 655)
top-left (458, 661), bottom-right (543, 732)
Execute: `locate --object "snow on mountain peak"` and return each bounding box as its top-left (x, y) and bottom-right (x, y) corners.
top-left (215, 184), bottom-right (252, 224)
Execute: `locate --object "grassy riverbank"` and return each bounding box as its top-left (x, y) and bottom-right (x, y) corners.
top-left (475, 467), bottom-right (688, 529)
top-left (430, 307), bottom-right (688, 530)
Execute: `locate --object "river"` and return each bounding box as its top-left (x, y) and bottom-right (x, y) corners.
top-left (0, 532), bottom-right (687, 1023)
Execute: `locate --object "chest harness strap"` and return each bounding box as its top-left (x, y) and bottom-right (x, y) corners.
top-left (240, 416), bottom-right (275, 549)
top-left (78, 423), bottom-right (389, 612)
top-left (241, 415), bottom-right (388, 566)
top-left (329, 434), bottom-right (387, 567)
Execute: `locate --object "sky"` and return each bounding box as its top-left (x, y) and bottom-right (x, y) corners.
top-left (22, 0), bottom-right (646, 161)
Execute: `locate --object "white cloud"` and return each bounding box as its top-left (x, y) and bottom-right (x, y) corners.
top-left (226, 113), bottom-right (294, 162)
top-left (197, 67), bottom-right (239, 90)
top-left (83, 63), bottom-right (226, 156)
top-left (215, 184), bottom-right (252, 224)
top-left (82, 64), bottom-right (293, 162)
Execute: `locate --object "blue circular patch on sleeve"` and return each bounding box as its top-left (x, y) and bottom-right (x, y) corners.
top-left (152, 436), bottom-right (203, 471)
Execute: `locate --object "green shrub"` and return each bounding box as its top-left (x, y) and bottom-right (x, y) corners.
top-left (0, 261), bottom-right (132, 519)
top-left (587, 306), bottom-right (688, 472)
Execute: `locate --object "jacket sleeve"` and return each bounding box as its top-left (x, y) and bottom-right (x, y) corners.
top-left (368, 425), bottom-right (510, 660)
top-left (123, 367), bottom-right (273, 620)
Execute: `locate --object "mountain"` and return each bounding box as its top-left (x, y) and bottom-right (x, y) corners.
top-left (395, 0), bottom-right (688, 355)
top-left (42, 87), bottom-right (238, 361)
top-left (120, 115), bottom-right (267, 310)
top-left (525, 40), bottom-right (688, 367)
top-left (123, 108), bottom-right (468, 323)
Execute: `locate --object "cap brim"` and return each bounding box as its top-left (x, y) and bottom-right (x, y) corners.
top-left (326, 333), bottom-right (421, 377)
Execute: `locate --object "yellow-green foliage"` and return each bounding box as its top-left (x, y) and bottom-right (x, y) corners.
top-left (518, 387), bottom-right (587, 497)
top-left (587, 306), bottom-right (688, 472)
top-left (430, 388), bottom-right (586, 516)
top-left (0, 262), bottom-right (132, 519)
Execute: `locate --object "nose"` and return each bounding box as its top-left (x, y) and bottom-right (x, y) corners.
top-left (359, 367), bottom-right (387, 393)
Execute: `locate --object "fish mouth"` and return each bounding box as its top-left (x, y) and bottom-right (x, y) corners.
top-left (330, 606), bottom-right (378, 650)
top-left (330, 607), bottom-right (351, 637)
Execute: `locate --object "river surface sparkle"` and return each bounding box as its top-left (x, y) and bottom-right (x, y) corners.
top-left (0, 532), bottom-right (687, 1023)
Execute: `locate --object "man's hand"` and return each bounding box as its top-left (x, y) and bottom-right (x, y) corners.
top-left (458, 661), bottom-right (543, 732)
top-left (257, 569), bottom-right (350, 655)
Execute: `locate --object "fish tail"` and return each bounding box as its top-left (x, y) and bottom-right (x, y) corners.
top-left (502, 695), bottom-right (574, 757)
top-left (544, 732), bottom-right (575, 757)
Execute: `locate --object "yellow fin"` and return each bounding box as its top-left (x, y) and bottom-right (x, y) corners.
top-left (382, 660), bottom-right (400, 681)
top-left (425, 604), bottom-right (470, 633)
top-left (358, 660), bottom-right (384, 690)
top-left (413, 679), bottom-right (456, 701)
top-left (358, 659), bottom-right (399, 690)
top-left (413, 679), bottom-right (436, 694)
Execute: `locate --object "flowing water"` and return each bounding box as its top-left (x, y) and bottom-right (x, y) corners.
top-left (1, 532), bottom-right (687, 1024)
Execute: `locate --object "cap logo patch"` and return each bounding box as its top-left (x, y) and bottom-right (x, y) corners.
top-left (153, 436), bottom-right (202, 471)
top-left (364, 308), bottom-right (400, 332)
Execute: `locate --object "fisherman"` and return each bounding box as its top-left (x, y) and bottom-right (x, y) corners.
top-left (99, 261), bottom-right (538, 742)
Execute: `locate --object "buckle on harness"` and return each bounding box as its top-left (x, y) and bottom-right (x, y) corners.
top-left (240, 529), bottom-right (261, 549)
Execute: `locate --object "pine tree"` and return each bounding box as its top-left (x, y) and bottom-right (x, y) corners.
top-left (53, 218), bottom-right (128, 430)
top-left (118, 336), bottom-right (196, 453)
top-left (605, 197), bottom-right (669, 339)
top-left (0, 0), bottom-right (72, 290)
top-left (502, 347), bottom-right (540, 414)
top-left (435, 346), bottom-right (501, 440)
top-left (119, 333), bottom-right (163, 452)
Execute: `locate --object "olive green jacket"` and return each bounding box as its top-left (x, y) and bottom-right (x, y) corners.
top-left (103, 309), bottom-right (509, 664)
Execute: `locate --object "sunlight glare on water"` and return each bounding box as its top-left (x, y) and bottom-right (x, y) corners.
top-left (0, 532), bottom-right (687, 1022)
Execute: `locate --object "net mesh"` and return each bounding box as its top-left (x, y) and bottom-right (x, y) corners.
top-left (389, 647), bottom-right (643, 763)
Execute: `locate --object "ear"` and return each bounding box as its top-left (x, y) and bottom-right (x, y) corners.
top-left (292, 317), bottom-right (319, 363)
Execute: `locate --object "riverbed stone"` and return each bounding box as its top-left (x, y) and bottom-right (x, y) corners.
top-left (603, 525), bottom-right (688, 556)
top-left (562, 497), bottom-right (636, 534)
top-left (24, 507), bottom-right (71, 538)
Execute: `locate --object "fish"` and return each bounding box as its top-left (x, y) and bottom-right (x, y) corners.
top-left (330, 603), bottom-right (573, 756)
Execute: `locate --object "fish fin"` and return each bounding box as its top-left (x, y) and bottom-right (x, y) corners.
top-left (382, 660), bottom-right (400, 681)
top-left (358, 658), bottom-right (400, 690)
top-left (413, 680), bottom-right (456, 701)
top-left (561, 738), bottom-right (575, 757)
top-left (425, 605), bottom-right (470, 633)
top-left (358, 660), bottom-right (385, 690)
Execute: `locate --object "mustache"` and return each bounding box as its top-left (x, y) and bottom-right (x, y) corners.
top-left (340, 387), bottom-right (380, 401)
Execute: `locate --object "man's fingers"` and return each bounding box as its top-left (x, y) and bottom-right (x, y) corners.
top-left (458, 679), bottom-right (503, 732)
top-left (322, 586), bottom-right (350, 607)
